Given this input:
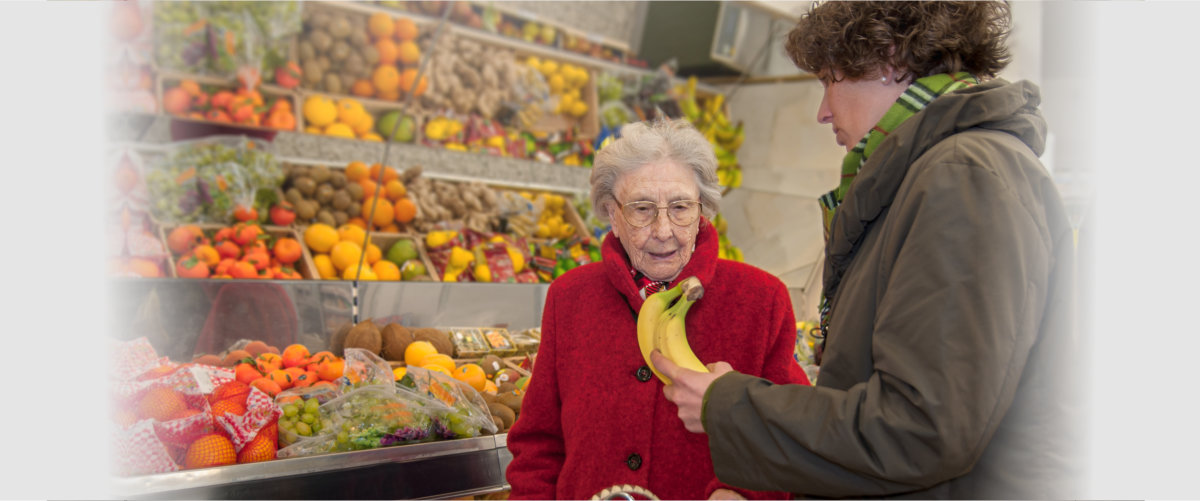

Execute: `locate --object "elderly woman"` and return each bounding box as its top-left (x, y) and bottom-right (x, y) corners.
top-left (505, 119), bottom-right (810, 500)
top-left (657, 2), bottom-right (1083, 499)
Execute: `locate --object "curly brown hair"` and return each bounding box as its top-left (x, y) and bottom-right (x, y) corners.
top-left (785, 1), bottom-right (1012, 83)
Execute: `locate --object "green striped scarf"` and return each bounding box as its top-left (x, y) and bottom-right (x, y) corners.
top-left (817, 73), bottom-right (979, 350)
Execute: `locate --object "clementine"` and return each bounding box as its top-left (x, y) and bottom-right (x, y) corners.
top-left (452, 363), bottom-right (487, 392)
top-left (193, 244), bottom-right (220, 267)
top-left (372, 65), bottom-right (401, 94)
top-left (184, 434), bottom-right (237, 469)
top-left (375, 38), bottom-right (399, 65)
top-left (399, 68), bottom-right (427, 96)
top-left (393, 197), bottom-right (417, 224)
top-left (273, 238), bottom-right (303, 265)
top-left (345, 161), bottom-right (369, 182)
top-left (250, 377), bottom-right (283, 397)
top-left (394, 17), bottom-right (419, 41)
top-left (396, 41), bottom-right (420, 65)
top-left (281, 344), bottom-right (311, 368)
top-left (317, 359), bottom-right (345, 381)
top-left (351, 79), bottom-right (376, 98)
top-left (372, 259), bottom-right (401, 280)
top-left (368, 12), bottom-right (394, 39)
top-left (384, 179), bottom-right (407, 200)
top-left (362, 197), bottom-right (394, 228)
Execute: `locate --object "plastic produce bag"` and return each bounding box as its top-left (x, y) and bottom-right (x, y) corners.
top-left (340, 348), bottom-right (397, 391)
top-left (276, 385), bottom-right (446, 458)
top-left (145, 135), bottom-right (283, 224)
top-left (399, 366), bottom-right (498, 438)
top-left (153, 2), bottom-right (300, 79)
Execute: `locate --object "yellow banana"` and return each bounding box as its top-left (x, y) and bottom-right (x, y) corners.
top-left (649, 277), bottom-right (707, 384)
top-left (637, 282), bottom-right (684, 383)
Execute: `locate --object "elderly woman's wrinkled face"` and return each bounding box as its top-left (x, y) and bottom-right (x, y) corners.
top-left (816, 70), bottom-right (909, 152)
top-left (608, 160), bottom-right (701, 283)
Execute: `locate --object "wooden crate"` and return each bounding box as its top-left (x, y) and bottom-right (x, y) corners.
top-left (157, 222), bottom-right (319, 280)
top-left (370, 231), bottom-right (440, 281)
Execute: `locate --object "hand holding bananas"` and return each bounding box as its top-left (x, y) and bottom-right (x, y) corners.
top-left (654, 350), bottom-right (733, 434)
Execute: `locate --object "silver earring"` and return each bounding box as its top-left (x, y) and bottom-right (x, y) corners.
top-left (881, 76), bottom-right (889, 83)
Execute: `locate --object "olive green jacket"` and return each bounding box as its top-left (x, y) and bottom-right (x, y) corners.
top-left (704, 80), bottom-right (1085, 499)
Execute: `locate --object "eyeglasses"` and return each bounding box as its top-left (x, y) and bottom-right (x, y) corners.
top-left (617, 199), bottom-right (703, 228)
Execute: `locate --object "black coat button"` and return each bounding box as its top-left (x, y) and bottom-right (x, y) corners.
top-left (626, 453), bottom-right (642, 470)
top-left (635, 365), bottom-right (652, 382)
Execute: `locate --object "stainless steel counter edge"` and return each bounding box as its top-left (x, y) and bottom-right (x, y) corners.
top-left (111, 433), bottom-right (510, 497)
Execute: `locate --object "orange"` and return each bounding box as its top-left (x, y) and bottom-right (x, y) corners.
top-left (235, 363), bottom-right (263, 385)
top-left (282, 344), bottom-right (311, 368)
top-left (210, 398), bottom-right (246, 418)
top-left (362, 197), bottom-right (394, 228)
top-left (236, 431), bottom-right (276, 464)
top-left (404, 340), bottom-right (438, 367)
top-left (393, 197), bottom-right (417, 224)
top-left (452, 363), bottom-right (487, 392)
top-left (372, 259), bottom-right (401, 280)
top-left (308, 351), bottom-right (336, 366)
top-left (167, 225), bottom-right (204, 255)
top-left (351, 79), bottom-right (375, 98)
top-left (345, 161), bottom-right (369, 182)
top-left (303, 95), bottom-right (338, 127)
top-left (365, 243), bottom-right (382, 265)
top-left (317, 359), bottom-right (345, 381)
top-left (193, 244), bottom-right (220, 267)
top-left (385, 179), bottom-right (407, 200)
top-left (273, 238), bottom-right (303, 265)
top-left (291, 370), bottom-right (320, 389)
top-left (163, 87), bottom-right (191, 115)
top-left (303, 223), bottom-right (339, 253)
top-left (372, 65), bottom-right (401, 93)
top-left (375, 38), bottom-right (399, 65)
top-left (313, 253), bottom-right (337, 279)
top-left (255, 352), bottom-right (283, 374)
top-left (380, 223), bottom-right (401, 233)
top-left (266, 369), bottom-right (294, 390)
top-left (136, 386), bottom-right (188, 421)
top-left (483, 379), bottom-right (498, 395)
top-left (330, 240), bottom-right (364, 271)
top-left (369, 163), bottom-right (399, 183)
top-left (392, 366), bottom-right (407, 381)
top-left (210, 381), bottom-right (251, 406)
top-left (250, 377), bottom-right (282, 397)
top-left (377, 89), bottom-right (401, 101)
top-left (368, 12), bottom-right (394, 39)
top-left (346, 217), bottom-right (368, 229)
top-left (397, 41), bottom-right (420, 65)
top-left (337, 224), bottom-right (368, 247)
top-left (399, 68), bottom-right (428, 96)
top-left (394, 17), bottom-right (418, 41)
top-left (359, 178), bottom-right (381, 199)
top-left (184, 434), bottom-right (237, 469)
top-left (421, 363), bottom-right (451, 376)
top-left (421, 354), bottom-right (455, 373)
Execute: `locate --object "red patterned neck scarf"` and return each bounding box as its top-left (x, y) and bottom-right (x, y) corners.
top-left (631, 270), bottom-right (669, 300)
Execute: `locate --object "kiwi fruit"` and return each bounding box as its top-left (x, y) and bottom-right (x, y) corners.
top-left (290, 165), bottom-right (310, 180)
top-left (487, 402), bottom-right (515, 430)
top-left (361, 45), bottom-right (379, 66)
top-left (349, 31), bottom-right (369, 49)
top-left (329, 171), bottom-right (347, 188)
top-left (294, 177), bottom-right (317, 197)
top-left (324, 74), bottom-right (343, 95)
top-left (330, 40), bottom-right (351, 62)
top-left (316, 209), bottom-right (337, 227)
top-left (330, 322), bottom-right (354, 356)
top-left (333, 210), bottom-right (349, 226)
top-left (380, 323), bottom-right (414, 361)
top-left (310, 30), bottom-right (333, 53)
top-left (332, 190), bottom-right (352, 210)
top-left (340, 73), bottom-right (357, 91)
top-left (285, 187), bottom-right (304, 206)
top-left (329, 16), bottom-right (352, 39)
top-left (315, 184), bottom-right (335, 204)
top-left (296, 200), bottom-right (318, 222)
top-left (344, 321), bottom-right (382, 355)
top-left (298, 41), bottom-right (316, 62)
top-left (346, 183), bottom-right (364, 201)
top-left (491, 415), bottom-right (505, 433)
top-left (413, 327), bottom-right (453, 356)
top-left (309, 165), bottom-right (331, 184)
top-left (303, 62), bottom-right (323, 86)
top-left (346, 202), bottom-right (362, 217)
top-left (497, 381), bottom-right (516, 394)
top-left (496, 391), bottom-right (523, 414)
top-left (479, 354), bottom-right (504, 378)
top-left (317, 55), bottom-right (332, 73)
top-left (308, 11), bottom-right (331, 30)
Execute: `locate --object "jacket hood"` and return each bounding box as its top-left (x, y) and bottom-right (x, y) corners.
top-left (601, 218), bottom-right (719, 312)
top-left (825, 79), bottom-right (1047, 299)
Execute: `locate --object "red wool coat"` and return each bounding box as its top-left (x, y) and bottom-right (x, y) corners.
top-left (506, 221), bottom-right (810, 500)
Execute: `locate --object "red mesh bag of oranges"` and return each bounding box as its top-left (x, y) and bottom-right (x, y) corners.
top-left (110, 338), bottom-right (282, 475)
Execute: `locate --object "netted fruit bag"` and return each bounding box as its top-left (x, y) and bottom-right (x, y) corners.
top-left (110, 338), bottom-right (280, 475)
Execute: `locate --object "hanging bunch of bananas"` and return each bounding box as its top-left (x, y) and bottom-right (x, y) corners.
top-left (637, 276), bottom-right (708, 384)
top-left (711, 213), bottom-right (744, 262)
top-left (677, 76), bottom-right (744, 189)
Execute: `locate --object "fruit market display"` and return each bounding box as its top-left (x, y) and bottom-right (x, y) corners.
top-left (522, 56), bottom-right (591, 121)
top-left (146, 137), bottom-right (285, 225)
top-left (282, 160), bottom-right (418, 231)
top-left (165, 222), bottom-right (310, 279)
top-left (162, 79), bottom-right (297, 130)
top-left (637, 276), bottom-right (708, 384)
top-left (421, 31), bottom-right (515, 120)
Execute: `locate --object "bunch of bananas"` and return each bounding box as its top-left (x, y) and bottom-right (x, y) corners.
top-left (678, 77), bottom-right (744, 189)
top-left (712, 213), bottom-right (744, 262)
top-left (637, 277), bottom-right (708, 384)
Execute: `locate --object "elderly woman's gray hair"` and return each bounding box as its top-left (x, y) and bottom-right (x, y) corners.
top-left (589, 119), bottom-right (721, 225)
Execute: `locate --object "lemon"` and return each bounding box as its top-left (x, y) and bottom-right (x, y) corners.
top-left (559, 222), bottom-right (576, 239)
top-left (486, 135), bottom-right (505, 149)
top-left (446, 119), bottom-right (464, 137)
top-left (313, 253), bottom-right (337, 279)
top-left (449, 246), bottom-right (474, 269)
top-left (325, 123), bottom-right (356, 139)
top-left (342, 263), bottom-right (378, 280)
top-left (540, 60), bottom-right (559, 77)
top-left (525, 56), bottom-right (541, 69)
top-left (336, 99), bottom-right (367, 126)
top-left (474, 263), bottom-right (493, 282)
top-left (548, 74), bottom-right (565, 94)
top-left (424, 119), bottom-right (448, 141)
top-left (559, 93), bottom-right (576, 112)
top-left (570, 101), bottom-right (588, 117)
top-left (337, 224), bottom-right (368, 246)
top-left (304, 223), bottom-right (340, 253)
top-left (507, 246), bottom-right (525, 273)
top-left (361, 132), bottom-right (383, 142)
top-left (426, 231), bottom-right (451, 248)
top-left (535, 223), bottom-right (551, 238)
top-left (305, 126), bottom-right (323, 134)
top-left (303, 95), bottom-right (337, 127)
top-left (330, 240), bottom-right (364, 271)
top-left (392, 367), bottom-right (407, 381)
